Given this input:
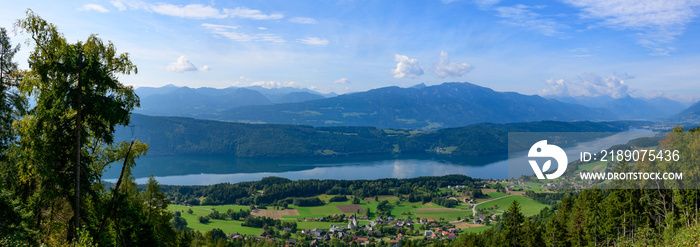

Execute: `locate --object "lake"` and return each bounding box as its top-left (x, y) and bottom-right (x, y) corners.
top-left (104, 130), bottom-right (656, 185)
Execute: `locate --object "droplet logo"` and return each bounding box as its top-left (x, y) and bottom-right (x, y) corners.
top-left (528, 140), bottom-right (568, 179)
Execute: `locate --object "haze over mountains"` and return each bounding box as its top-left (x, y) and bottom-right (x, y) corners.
top-left (551, 95), bottom-right (687, 120)
top-left (134, 85), bottom-right (332, 117)
top-left (133, 82), bottom-right (689, 130)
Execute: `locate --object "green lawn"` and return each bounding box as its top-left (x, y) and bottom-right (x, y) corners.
top-left (168, 205), bottom-right (263, 235)
top-left (487, 192), bottom-right (508, 198)
top-left (462, 225), bottom-right (492, 234)
top-left (414, 210), bottom-right (471, 221)
top-left (576, 160), bottom-right (607, 173)
top-left (475, 195), bottom-right (547, 217)
top-left (295, 221), bottom-right (343, 229)
top-left (523, 182), bottom-right (546, 192)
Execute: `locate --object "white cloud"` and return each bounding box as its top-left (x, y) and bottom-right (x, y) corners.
top-left (202, 23), bottom-right (238, 29)
top-left (334, 78), bottom-right (350, 85)
top-left (151, 4), bottom-right (225, 19)
top-left (434, 51), bottom-right (472, 78)
top-left (250, 81), bottom-right (303, 89)
top-left (472, 0), bottom-right (501, 8)
top-left (166, 56), bottom-right (211, 73)
top-left (391, 54), bottom-right (424, 79)
top-left (111, 1), bottom-right (283, 21)
top-left (563, 0), bottom-right (700, 55)
top-left (203, 23), bottom-right (286, 43)
top-left (110, 0), bottom-right (149, 11)
top-left (540, 73), bottom-right (633, 98)
top-left (299, 37), bottom-right (329, 46)
top-left (495, 4), bottom-right (567, 36)
top-left (258, 27), bottom-right (267, 30)
top-left (79, 4), bottom-right (109, 13)
top-left (225, 7), bottom-right (283, 20)
top-left (290, 17), bottom-right (317, 24)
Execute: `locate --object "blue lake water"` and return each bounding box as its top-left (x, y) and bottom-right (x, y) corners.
top-left (104, 130), bottom-right (656, 185)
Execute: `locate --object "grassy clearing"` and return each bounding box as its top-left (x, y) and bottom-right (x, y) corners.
top-left (415, 210), bottom-right (471, 221)
top-left (487, 192), bottom-right (507, 198)
top-left (576, 160), bottom-right (607, 173)
top-left (461, 225), bottom-right (492, 234)
top-left (168, 205), bottom-right (263, 235)
top-left (475, 195), bottom-right (547, 217)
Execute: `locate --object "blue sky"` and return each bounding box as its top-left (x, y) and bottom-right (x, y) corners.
top-left (1, 0), bottom-right (700, 102)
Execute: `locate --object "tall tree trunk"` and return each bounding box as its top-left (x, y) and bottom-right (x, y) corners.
top-left (74, 51), bottom-right (83, 241)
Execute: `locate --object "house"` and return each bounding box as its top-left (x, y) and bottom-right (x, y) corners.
top-left (424, 230), bottom-right (434, 237)
top-left (473, 218), bottom-right (482, 224)
top-left (260, 232), bottom-right (268, 237)
top-left (360, 215), bottom-right (369, 220)
top-left (309, 240), bottom-right (319, 247)
top-left (355, 237), bottom-right (369, 244)
top-left (286, 239), bottom-right (297, 245)
top-left (311, 228), bottom-right (324, 237)
top-left (283, 227), bottom-right (292, 232)
top-left (397, 233), bottom-right (404, 239)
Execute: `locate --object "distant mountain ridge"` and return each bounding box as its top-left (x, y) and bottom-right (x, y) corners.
top-left (551, 95), bottom-right (687, 120)
top-left (670, 101), bottom-right (700, 124)
top-left (133, 85), bottom-right (334, 117)
top-left (210, 82), bottom-right (618, 129)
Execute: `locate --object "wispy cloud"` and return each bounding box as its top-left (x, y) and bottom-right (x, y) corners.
top-left (111, 1), bottom-right (283, 20)
top-left (434, 51), bottom-right (472, 78)
top-left (225, 7), bottom-right (283, 20)
top-left (563, 0), bottom-right (700, 55)
top-left (391, 54), bottom-right (424, 79)
top-left (151, 4), bottom-right (225, 19)
top-left (203, 23), bottom-right (286, 43)
top-left (299, 37), bottom-right (329, 46)
top-left (472, 0), bottom-right (501, 8)
top-left (79, 4), bottom-right (109, 13)
top-left (290, 17), bottom-right (317, 24)
top-left (166, 56), bottom-right (211, 72)
top-left (494, 4), bottom-right (567, 36)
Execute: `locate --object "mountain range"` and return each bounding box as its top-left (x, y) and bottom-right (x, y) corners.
top-left (551, 95), bottom-right (687, 120)
top-left (207, 82), bottom-right (618, 129)
top-left (134, 84), bottom-right (332, 117)
top-left (133, 82), bottom-right (690, 130)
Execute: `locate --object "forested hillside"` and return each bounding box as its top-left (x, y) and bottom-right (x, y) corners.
top-left (116, 114), bottom-right (629, 158)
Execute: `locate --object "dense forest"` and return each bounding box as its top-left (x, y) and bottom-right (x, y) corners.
top-left (115, 113), bottom-right (631, 158)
